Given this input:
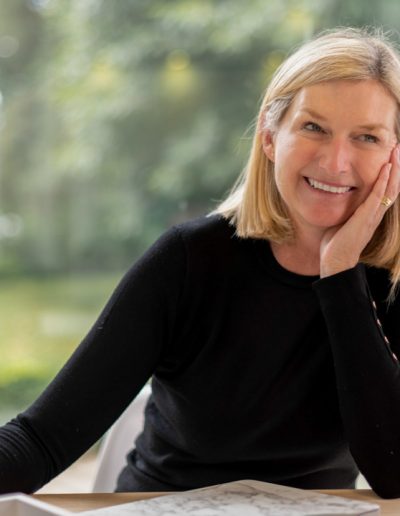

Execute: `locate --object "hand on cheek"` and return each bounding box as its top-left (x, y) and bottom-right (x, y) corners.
top-left (382, 143), bottom-right (400, 205)
top-left (319, 143), bottom-right (400, 278)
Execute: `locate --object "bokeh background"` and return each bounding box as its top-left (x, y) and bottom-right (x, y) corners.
top-left (1, 0), bottom-right (400, 425)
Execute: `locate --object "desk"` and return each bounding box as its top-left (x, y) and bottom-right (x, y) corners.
top-left (34, 490), bottom-right (400, 515)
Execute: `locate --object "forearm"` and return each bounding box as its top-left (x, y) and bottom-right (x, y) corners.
top-left (313, 265), bottom-right (400, 498)
top-left (0, 416), bottom-right (61, 493)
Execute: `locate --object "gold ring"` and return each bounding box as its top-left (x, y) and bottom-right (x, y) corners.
top-left (381, 196), bottom-right (392, 207)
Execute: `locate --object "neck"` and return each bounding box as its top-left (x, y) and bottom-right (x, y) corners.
top-left (271, 226), bottom-right (324, 276)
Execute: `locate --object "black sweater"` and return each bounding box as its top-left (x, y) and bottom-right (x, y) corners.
top-left (1, 215), bottom-right (400, 497)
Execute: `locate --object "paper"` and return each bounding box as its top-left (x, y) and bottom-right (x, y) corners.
top-left (0, 493), bottom-right (70, 516)
top-left (79, 479), bottom-right (380, 515)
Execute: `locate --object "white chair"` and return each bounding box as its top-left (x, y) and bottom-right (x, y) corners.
top-left (92, 383), bottom-right (151, 492)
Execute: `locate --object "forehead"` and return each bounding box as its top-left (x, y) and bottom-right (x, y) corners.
top-left (288, 79), bottom-right (398, 130)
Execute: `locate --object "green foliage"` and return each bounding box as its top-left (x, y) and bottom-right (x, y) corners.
top-left (0, 0), bottom-right (397, 274)
top-left (0, 375), bottom-right (48, 418)
top-left (0, 273), bottom-right (120, 421)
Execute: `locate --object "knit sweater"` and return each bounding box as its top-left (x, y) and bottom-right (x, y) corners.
top-left (1, 215), bottom-right (400, 497)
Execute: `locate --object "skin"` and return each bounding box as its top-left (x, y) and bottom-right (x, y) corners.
top-left (262, 79), bottom-right (400, 278)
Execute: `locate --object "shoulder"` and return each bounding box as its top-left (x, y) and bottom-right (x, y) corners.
top-left (172, 214), bottom-right (247, 266)
top-left (134, 214), bottom-right (240, 279)
top-left (173, 214), bottom-right (237, 247)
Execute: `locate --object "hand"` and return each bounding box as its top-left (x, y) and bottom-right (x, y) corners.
top-left (320, 144), bottom-right (400, 278)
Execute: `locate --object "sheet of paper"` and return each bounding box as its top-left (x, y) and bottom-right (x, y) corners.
top-left (79, 479), bottom-right (380, 515)
top-left (0, 493), bottom-right (70, 516)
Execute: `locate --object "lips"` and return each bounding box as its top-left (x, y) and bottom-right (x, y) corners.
top-left (306, 177), bottom-right (354, 194)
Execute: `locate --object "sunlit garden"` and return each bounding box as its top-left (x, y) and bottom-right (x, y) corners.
top-left (0, 273), bottom-right (120, 422)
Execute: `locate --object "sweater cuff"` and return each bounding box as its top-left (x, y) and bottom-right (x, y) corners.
top-left (312, 263), bottom-right (369, 302)
top-left (311, 263), bottom-right (374, 348)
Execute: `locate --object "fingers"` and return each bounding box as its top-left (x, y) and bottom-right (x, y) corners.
top-left (367, 161), bottom-right (392, 215)
top-left (366, 144), bottom-right (400, 216)
top-left (382, 144), bottom-right (400, 209)
top-left (353, 144), bottom-right (400, 236)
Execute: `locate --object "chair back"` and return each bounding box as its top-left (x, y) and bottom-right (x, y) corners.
top-left (92, 384), bottom-right (151, 492)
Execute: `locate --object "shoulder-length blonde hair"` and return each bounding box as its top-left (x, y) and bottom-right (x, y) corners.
top-left (215, 27), bottom-right (400, 291)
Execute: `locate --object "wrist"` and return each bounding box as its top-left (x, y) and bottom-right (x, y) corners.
top-left (320, 260), bottom-right (357, 278)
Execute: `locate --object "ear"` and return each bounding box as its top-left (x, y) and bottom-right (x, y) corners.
top-left (262, 130), bottom-right (275, 162)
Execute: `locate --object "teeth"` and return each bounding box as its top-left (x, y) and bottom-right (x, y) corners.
top-left (307, 178), bottom-right (352, 194)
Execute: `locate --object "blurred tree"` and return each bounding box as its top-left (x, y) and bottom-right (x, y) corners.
top-left (0, 0), bottom-right (399, 274)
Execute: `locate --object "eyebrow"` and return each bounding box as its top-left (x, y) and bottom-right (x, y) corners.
top-left (299, 108), bottom-right (391, 132)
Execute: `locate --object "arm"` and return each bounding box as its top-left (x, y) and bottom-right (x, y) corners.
top-left (313, 265), bottom-right (400, 498)
top-left (0, 227), bottom-right (186, 493)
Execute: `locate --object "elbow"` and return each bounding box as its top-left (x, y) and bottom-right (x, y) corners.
top-left (355, 450), bottom-right (400, 498)
top-left (368, 478), bottom-right (400, 499)
top-left (372, 487), bottom-right (400, 499)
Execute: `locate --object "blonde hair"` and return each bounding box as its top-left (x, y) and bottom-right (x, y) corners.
top-left (215, 27), bottom-right (400, 295)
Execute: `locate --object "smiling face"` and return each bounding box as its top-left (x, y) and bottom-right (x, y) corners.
top-left (263, 79), bottom-right (398, 238)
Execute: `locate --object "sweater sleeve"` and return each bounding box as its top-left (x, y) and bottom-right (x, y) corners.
top-left (312, 264), bottom-right (400, 498)
top-left (0, 226), bottom-right (186, 494)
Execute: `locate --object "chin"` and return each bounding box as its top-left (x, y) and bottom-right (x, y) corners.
top-left (303, 211), bottom-right (353, 230)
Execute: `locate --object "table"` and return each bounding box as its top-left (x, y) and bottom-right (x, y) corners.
top-left (34, 490), bottom-right (400, 515)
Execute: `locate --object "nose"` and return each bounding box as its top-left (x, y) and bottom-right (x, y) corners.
top-left (318, 138), bottom-right (352, 175)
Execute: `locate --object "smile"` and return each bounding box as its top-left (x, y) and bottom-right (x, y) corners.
top-left (306, 177), bottom-right (353, 194)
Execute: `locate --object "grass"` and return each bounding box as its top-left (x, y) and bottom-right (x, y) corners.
top-left (0, 272), bottom-right (122, 423)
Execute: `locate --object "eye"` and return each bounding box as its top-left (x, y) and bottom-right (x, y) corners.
top-left (302, 121), bottom-right (325, 133)
top-left (357, 134), bottom-right (379, 143)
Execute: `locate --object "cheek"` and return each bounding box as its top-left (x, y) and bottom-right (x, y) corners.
top-left (273, 140), bottom-right (315, 188)
top-left (357, 153), bottom-right (386, 187)
top-left (275, 136), bottom-right (318, 169)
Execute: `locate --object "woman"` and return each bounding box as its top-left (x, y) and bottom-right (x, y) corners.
top-left (1, 27), bottom-right (400, 498)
